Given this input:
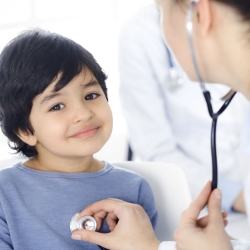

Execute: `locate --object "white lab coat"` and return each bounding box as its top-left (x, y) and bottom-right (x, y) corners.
top-left (118, 3), bottom-right (250, 201)
top-left (158, 240), bottom-right (250, 250)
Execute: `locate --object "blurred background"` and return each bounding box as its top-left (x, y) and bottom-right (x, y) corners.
top-left (0, 0), bottom-right (153, 162)
top-left (1, 0), bottom-right (250, 240)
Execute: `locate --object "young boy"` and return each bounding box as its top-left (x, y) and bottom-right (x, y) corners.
top-left (0, 29), bottom-right (157, 250)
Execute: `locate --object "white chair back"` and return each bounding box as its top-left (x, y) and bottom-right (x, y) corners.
top-left (112, 161), bottom-right (192, 241)
top-left (0, 157), bottom-right (24, 170)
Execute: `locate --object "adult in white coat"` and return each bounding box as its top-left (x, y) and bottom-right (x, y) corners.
top-left (72, 0), bottom-right (250, 249)
top-left (119, 3), bottom-right (249, 211)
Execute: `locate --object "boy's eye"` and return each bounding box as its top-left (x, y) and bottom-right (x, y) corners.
top-left (85, 93), bottom-right (99, 100)
top-left (50, 103), bottom-right (65, 111)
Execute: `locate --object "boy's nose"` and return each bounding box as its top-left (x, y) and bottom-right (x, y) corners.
top-left (72, 104), bottom-right (94, 123)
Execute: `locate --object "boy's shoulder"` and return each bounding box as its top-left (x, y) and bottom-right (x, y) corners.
top-left (0, 162), bottom-right (23, 190)
top-left (0, 162), bottom-right (21, 178)
top-left (107, 161), bottom-right (136, 173)
top-left (106, 162), bottom-right (145, 181)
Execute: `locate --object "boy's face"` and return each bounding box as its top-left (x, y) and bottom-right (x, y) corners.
top-left (25, 68), bottom-right (112, 161)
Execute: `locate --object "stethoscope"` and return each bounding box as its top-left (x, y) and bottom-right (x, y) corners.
top-left (166, 47), bottom-right (184, 90)
top-left (187, 0), bottom-right (236, 190)
top-left (70, 212), bottom-right (109, 250)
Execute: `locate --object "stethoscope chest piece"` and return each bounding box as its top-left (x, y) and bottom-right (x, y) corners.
top-left (70, 213), bottom-right (97, 232)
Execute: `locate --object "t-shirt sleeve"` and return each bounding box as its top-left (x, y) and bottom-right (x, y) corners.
top-left (0, 203), bottom-right (13, 250)
top-left (137, 178), bottom-right (158, 230)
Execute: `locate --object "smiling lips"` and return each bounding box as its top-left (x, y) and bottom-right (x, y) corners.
top-left (70, 125), bottom-right (100, 139)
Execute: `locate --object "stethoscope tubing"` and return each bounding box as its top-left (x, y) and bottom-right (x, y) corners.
top-left (186, 1), bottom-right (236, 190)
top-left (211, 118), bottom-right (218, 191)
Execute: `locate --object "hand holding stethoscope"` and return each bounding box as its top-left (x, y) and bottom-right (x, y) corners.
top-left (71, 198), bottom-right (162, 250)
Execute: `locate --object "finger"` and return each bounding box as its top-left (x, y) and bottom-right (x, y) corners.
top-left (92, 211), bottom-right (108, 231)
top-left (184, 181), bottom-right (212, 221)
top-left (106, 212), bottom-right (118, 231)
top-left (107, 198), bottom-right (127, 203)
top-left (78, 199), bottom-right (127, 218)
top-left (175, 242), bottom-right (181, 250)
top-left (222, 211), bottom-right (228, 219)
top-left (207, 189), bottom-right (224, 227)
top-left (224, 219), bottom-right (228, 227)
top-left (197, 211), bottom-right (227, 228)
top-left (72, 230), bottom-right (112, 248)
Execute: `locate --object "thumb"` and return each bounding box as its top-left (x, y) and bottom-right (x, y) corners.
top-left (207, 189), bottom-right (224, 227)
top-left (72, 230), bottom-right (112, 248)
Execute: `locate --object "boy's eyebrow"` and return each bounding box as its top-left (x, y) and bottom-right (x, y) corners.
top-left (80, 80), bottom-right (99, 88)
top-left (40, 80), bottom-right (99, 105)
top-left (40, 93), bottom-right (62, 105)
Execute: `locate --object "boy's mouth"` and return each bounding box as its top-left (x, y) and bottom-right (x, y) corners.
top-left (70, 125), bottom-right (100, 139)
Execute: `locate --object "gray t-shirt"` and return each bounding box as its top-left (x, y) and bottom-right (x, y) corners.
top-left (0, 162), bottom-right (157, 249)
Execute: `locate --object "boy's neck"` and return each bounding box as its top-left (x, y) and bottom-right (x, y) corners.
top-left (23, 156), bottom-right (104, 173)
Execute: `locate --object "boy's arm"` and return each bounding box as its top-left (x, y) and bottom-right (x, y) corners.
top-left (0, 204), bottom-right (13, 249)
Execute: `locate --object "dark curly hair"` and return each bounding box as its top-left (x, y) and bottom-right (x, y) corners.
top-left (0, 29), bottom-right (108, 158)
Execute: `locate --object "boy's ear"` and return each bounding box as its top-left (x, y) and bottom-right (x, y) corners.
top-left (17, 130), bottom-right (37, 146)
